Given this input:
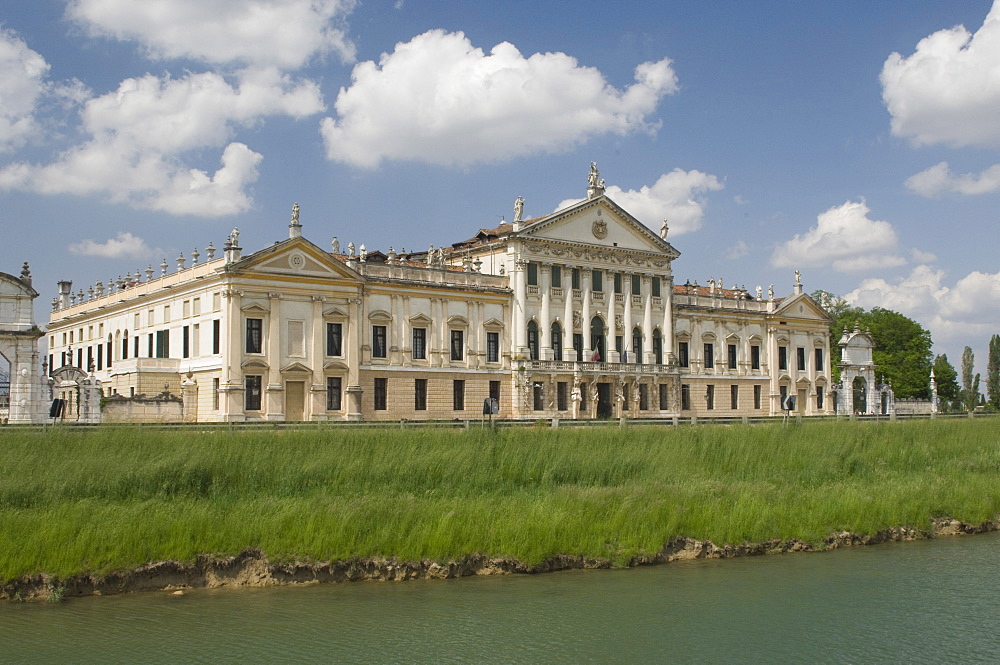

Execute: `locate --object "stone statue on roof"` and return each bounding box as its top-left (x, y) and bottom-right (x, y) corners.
top-left (291, 202), bottom-right (300, 224)
top-left (588, 162), bottom-right (601, 188)
top-left (514, 196), bottom-right (524, 223)
top-left (229, 227), bottom-right (239, 246)
top-left (660, 219), bottom-right (668, 240)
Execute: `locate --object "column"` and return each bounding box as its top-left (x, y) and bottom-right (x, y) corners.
top-left (606, 272), bottom-right (617, 362)
top-left (402, 296), bottom-right (412, 365)
top-left (220, 288), bottom-right (244, 421)
top-left (623, 273), bottom-right (633, 363)
top-left (562, 267), bottom-right (574, 361)
top-left (642, 274), bottom-right (654, 364)
top-left (582, 270), bottom-right (592, 360)
top-left (265, 292), bottom-right (283, 420)
top-left (346, 294), bottom-right (363, 421)
top-left (310, 295), bottom-right (326, 420)
top-left (540, 264), bottom-right (551, 360)
top-left (767, 325), bottom-right (779, 415)
top-left (662, 276), bottom-right (674, 364)
top-left (514, 258), bottom-right (527, 355)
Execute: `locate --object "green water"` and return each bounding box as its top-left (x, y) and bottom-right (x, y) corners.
top-left (5, 532), bottom-right (1000, 664)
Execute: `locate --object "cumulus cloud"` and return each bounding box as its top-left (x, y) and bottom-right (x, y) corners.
top-left (0, 28), bottom-right (52, 151)
top-left (726, 240), bottom-right (751, 260)
top-left (66, 0), bottom-right (356, 69)
top-left (770, 200), bottom-right (905, 273)
top-left (0, 68), bottom-right (316, 215)
top-left (68, 231), bottom-right (160, 259)
top-left (556, 168), bottom-right (723, 236)
top-left (321, 30), bottom-right (678, 168)
top-left (845, 265), bottom-right (1000, 346)
top-left (881, 1), bottom-right (1000, 147)
top-left (905, 161), bottom-right (1000, 197)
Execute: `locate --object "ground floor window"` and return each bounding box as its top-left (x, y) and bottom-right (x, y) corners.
top-left (557, 381), bottom-right (568, 411)
top-left (730, 384), bottom-right (739, 410)
top-left (245, 375), bottom-right (262, 411)
top-left (659, 383), bottom-right (669, 410)
top-left (706, 384), bottom-right (715, 410)
top-left (415, 378), bottom-right (427, 411)
top-left (681, 384), bottom-right (690, 411)
top-left (327, 377), bottom-right (342, 410)
top-left (817, 386), bottom-right (824, 410)
top-left (533, 382), bottom-right (544, 411)
top-left (453, 379), bottom-right (465, 410)
top-left (639, 383), bottom-right (649, 411)
top-left (489, 380), bottom-right (501, 408)
top-left (374, 377), bottom-right (387, 410)
top-left (753, 384), bottom-right (762, 410)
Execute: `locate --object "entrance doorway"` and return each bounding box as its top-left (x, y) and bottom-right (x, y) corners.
top-left (596, 382), bottom-right (613, 419)
top-left (285, 381), bottom-right (305, 421)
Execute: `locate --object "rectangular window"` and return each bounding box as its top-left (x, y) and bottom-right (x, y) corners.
top-left (527, 262), bottom-right (538, 286)
top-left (122, 335), bottom-right (128, 360)
top-left (632, 274), bottom-right (641, 295)
top-left (751, 345), bottom-right (761, 370)
top-left (372, 325), bottom-right (387, 358)
top-left (212, 320), bottom-right (220, 355)
top-left (639, 383), bottom-right (649, 411)
top-left (486, 331), bottom-right (499, 363)
top-left (551, 265), bottom-right (562, 288)
top-left (191, 324), bottom-right (200, 358)
top-left (573, 333), bottom-right (583, 361)
top-left (704, 343), bottom-right (714, 369)
top-left (193, 298), bottom-right (201, 317)
top-left (287, 320), bottom-right (304, 357)
top-left (155, 330), bottom-right (170, 358)
top-left (731, 385), bottom-right (739, 410)
top-left (797, 347), bottom-right (806, 372)
top-left (453, 379), bottom-right (465, 410)
top-left (489, 380), bottom-right (501, 408)
top-left (182, 325), bottom-right (190, 358)
top-left (572, 268), bottom-right (581, 290)
top-left (327, 322), bottom-right (343, 356)
top-left (163, 305), bottom-right (170, 323)
top-left (533, 382), bottom-right (544, 411)
top-left (706, 384), bottom-right (715, 410)
top-left (659, 383), bottom-right (669, 410)
top-left (817, 386), bottom-right (825, 410)
top-left (557, 381), bottom-right (568, 411)
top-left (592, 269), bottom-right (603, 292)
top-left (780, 385), bottom-right (788, 408)
top-left (681, 384), bottom-right (691, 410)
top-left (213, 292), bottom-right (221, 312)
top-left (246, 318), bottom-right (263, 354)
top-left (327, 377), bottom-right (342, 411)
top-left (754, 384), bottom-right (762, 410)
top-left (613, 273), bottom-right (622, 294)
top-left (414, 378), bottom-right (427, 411)
top-left (106, 339), bottom-right (112, 368)
top-left (96, 345), bottom-right (102, 371)
top-left (815, 347), bottom-right (824, 372)
top-left (728, 344), bottom-right (737, 370)
top-left (678, 342), bottom-right (689, 368)
top-left (450, 330), bottom-right (464, 361)
top-left (374, 377), bottom-right (387, 410)
top-left (778, 346), bottom-right (788, 371)
top-left (212, 378), bottom-right (220, 410)
top-left (245, 375), bottom-right (262, 411)
top-left (147, 333), bottom-right (153, 358)
top-left (182, 300), bottom-right (190, 319)
top-left (651, 276), bottom-right (661, 297)
top-left (133, 336), bottom-right (139, 358)
top-left (412, 327), bottom-right (427, 360)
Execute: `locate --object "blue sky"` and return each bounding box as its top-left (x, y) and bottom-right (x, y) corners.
top-left (2, 0), bottom-right (999, 375)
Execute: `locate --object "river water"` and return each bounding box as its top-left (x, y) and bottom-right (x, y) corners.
top-left (5, 532), bottom-right (1000, 664)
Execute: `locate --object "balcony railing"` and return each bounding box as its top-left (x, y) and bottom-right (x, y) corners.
top-left (525, 360), bottom-right (672, 374)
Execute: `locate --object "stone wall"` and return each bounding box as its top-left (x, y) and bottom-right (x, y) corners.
top-left (102, 392), bottom-right (184, 423)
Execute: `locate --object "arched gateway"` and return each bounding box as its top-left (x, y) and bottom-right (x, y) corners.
top-left (0, 266), bottom-right (48, 423)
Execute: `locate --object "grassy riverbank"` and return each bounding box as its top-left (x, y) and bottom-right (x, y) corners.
top-left (3, 419), bottom-right (1000, 581)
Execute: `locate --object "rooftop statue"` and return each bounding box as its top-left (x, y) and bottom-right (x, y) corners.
top-left (514, 196), bottom-right (524, 223)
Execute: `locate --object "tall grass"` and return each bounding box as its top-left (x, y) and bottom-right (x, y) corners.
top-left (2, 419), bottom-right (1000, 579)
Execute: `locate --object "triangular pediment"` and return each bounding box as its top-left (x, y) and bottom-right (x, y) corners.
top-left (516, 196), bottom-right (680, 258)
top-left (229, 237), bottom-right (360, 281)
top-left (771, 292), bottom-right (832, 323)
top-left (280, 361), bottom-right (312, 374)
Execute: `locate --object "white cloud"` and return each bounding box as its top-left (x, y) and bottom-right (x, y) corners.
top-left (556, 168), bottom-right (723, 236)
top-left (726, 240), bottom-right (751, 260)
top-left (0, 28), bottom-right (50, 151)
top-left (770, 200), bottom-right (904, 273)
top-left (320, 30), bottom-right (678, 168)
top-left (881, 1), bottom-right (1000, 148)
top-left (68, 231), bottom-right (159, 259)
top-left (905, 161), bottom-right (1000, 197)
top-left (66, 0), bottom-right (356, 69)
top-left (0, 68), bottom-right (317, 215)
top-left (844, 265), bottom-right (1000, 347)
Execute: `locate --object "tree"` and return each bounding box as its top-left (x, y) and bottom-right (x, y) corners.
top-left (961, 346), bottom-right (980, 412)
top-left (932, 354), bottom-right (960, 411)
top-left (824, 301), bottom-right (933, 399)
top-left (987, 334), bottom-right (1000, 411)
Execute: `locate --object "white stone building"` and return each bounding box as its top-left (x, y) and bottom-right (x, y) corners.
top-left (43, 165), bottom-right (833, 423)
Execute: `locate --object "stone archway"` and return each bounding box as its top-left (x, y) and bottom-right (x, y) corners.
top-left (0, 268), bottom-right (47, 424)
top-left (852, 376), bottom-right (868, 414)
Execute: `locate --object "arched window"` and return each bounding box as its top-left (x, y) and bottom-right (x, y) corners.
top-left (121, 330), bottom-right (129, 360)
top-left (107, 334), bottom-right (113, 369)
top-left (632, 327), bottom-right (643, 364)
top-left (653, 329), bottom-right (663, 365)
top-left (590, 317), bottom-right (605, 362)
top-left (551, 321), bottom-right (562, 360)
top-left (527, 320), bottom-right (539, 360)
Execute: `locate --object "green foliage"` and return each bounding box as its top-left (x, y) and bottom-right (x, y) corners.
top-left (3, 421), bottom-right (1000, 581)
top-left (987, 335), bottom-right (1000, 411)
top-left (826, 303), bottom-right (933, 398)
top-left (933, 354), bottom-right (960, 411)
top-left (961, 346), bottom-right (981, 412)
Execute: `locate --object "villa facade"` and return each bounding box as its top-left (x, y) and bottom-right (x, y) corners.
top-left (43, 166), bottom-right (834, 422)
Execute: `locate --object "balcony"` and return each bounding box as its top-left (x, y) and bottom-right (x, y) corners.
top-left (525, 359), bottom-right (673, 376)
